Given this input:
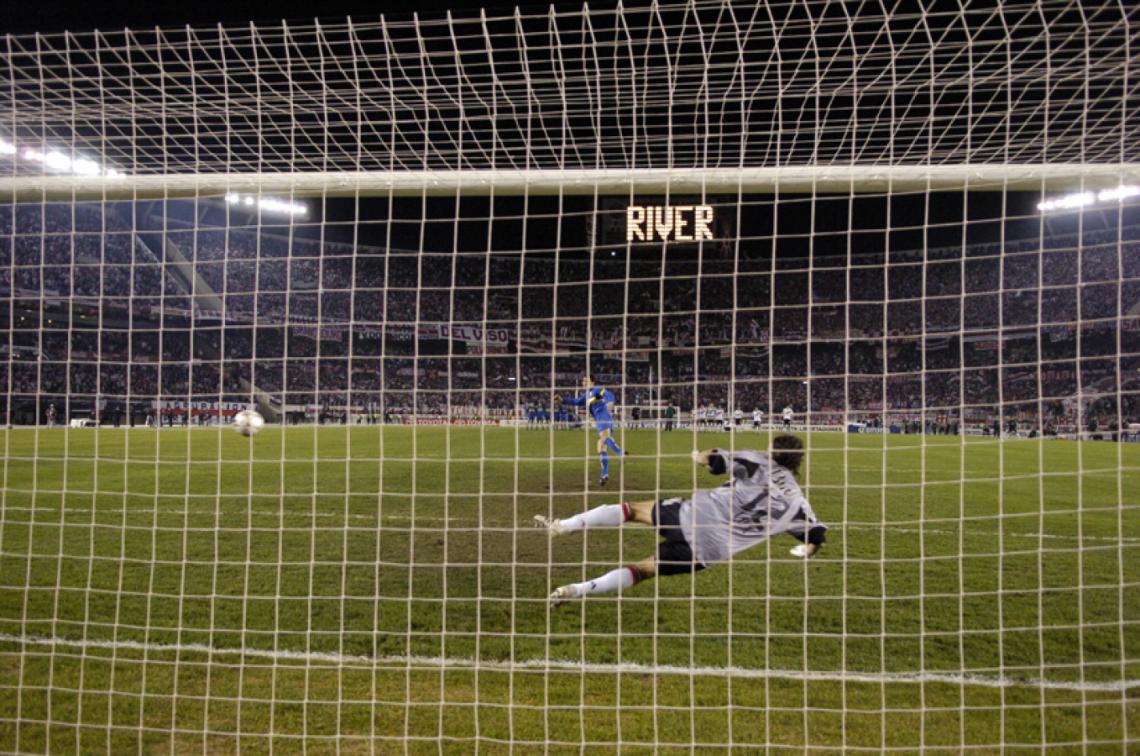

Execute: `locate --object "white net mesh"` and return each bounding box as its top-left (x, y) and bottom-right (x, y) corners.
top-left (1, 1), bottom-right (1138, 752)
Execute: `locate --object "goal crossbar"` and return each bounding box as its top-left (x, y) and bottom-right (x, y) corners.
top-left (4, 164), bottom-right (1140, 201)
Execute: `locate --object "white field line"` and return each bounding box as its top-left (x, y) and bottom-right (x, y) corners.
top-left (0, 632), bottom-right (1135, 694)
top-left (868, 524), bottom-right (1140, 545)
top-left (3, 504), bottom-right (1139, 545)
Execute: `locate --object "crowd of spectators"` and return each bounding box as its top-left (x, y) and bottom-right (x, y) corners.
top-left (1, 201), bottom-right (1137, 432)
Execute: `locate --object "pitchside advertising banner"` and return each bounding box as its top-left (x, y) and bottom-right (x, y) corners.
top-left (155, 400), bottom-right (247, 417)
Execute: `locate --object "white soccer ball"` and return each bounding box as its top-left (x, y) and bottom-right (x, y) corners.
top-left (232, 409), bottom-right (265, 437)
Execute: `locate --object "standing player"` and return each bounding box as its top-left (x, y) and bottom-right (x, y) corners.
top-left (45, 403), bottom-right (57, 427)
top-left (534, 435), bottom-right (827, 604)
top-left (562, 375), bottom-right (624, 485)
top-left (752, 408), bottom-right (764, 431)
top-left (783, 405), bottom-right (794, 430)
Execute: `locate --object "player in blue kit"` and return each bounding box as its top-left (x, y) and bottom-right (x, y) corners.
top-left (562, 375), bottom-right (625, 484)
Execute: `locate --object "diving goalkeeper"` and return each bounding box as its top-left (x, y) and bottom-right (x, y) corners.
top-left (534, 435), bottom-right (827, 605)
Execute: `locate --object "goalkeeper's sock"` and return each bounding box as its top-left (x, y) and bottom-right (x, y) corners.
top-left (604, 437), bottom-right (623, 455)
top-left (600, 450), bottom-right (610, 478)
top-left (558, 502), bottom-right (631, 532)
top-left (570, 565), bottom-right (641, 598)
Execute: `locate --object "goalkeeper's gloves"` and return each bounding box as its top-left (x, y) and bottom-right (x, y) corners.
top-left (691, 449), bottom-right (728, 475)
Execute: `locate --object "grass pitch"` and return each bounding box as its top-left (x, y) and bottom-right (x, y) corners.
top-left (1, 425), bottom-right (1138, 753)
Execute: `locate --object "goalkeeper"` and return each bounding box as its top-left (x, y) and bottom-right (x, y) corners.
top-left (561, 375), bottom-right (624, 484)
top-left (534, 435), bottom-right (827, 605)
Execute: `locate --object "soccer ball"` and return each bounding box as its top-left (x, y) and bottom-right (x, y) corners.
top-left (232, 409), bottom-right (265, 437)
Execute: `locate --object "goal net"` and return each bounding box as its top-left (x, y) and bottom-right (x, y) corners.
top-left (1, 1), bottom-right (1138, 752)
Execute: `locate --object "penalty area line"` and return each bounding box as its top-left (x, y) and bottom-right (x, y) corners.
top-left (0, 632), bottom-right (1136, 694)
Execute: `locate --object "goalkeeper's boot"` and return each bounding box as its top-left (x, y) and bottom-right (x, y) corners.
top-left (600, 474), bottom-right (609, 486)
top-left (549, 585), bottom-right (578, 607)
top-left (789, 543), bottom-right (821, 559)
top-left (533, 514), bottom-right (569, 536)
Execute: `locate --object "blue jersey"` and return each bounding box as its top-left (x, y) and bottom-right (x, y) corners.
top-left (564, 386), bottom-right (615, 431)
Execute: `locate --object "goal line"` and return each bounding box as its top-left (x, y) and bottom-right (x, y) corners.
top-left (2, 632), bottom-right (1134, 694)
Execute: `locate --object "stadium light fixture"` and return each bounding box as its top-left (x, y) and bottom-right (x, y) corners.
top-left (1037, 184), bottom-right (1139, 212)
top-left (225, 192), bottom-right (307, 217)
top-left (12, 139), bottom-right (125, 178)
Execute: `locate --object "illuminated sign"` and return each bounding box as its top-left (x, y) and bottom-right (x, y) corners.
top-left (626, 205), bottom-right (714, 242)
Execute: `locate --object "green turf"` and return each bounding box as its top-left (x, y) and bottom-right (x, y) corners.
top-left (1, 426), bottom-right (1138, 753)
